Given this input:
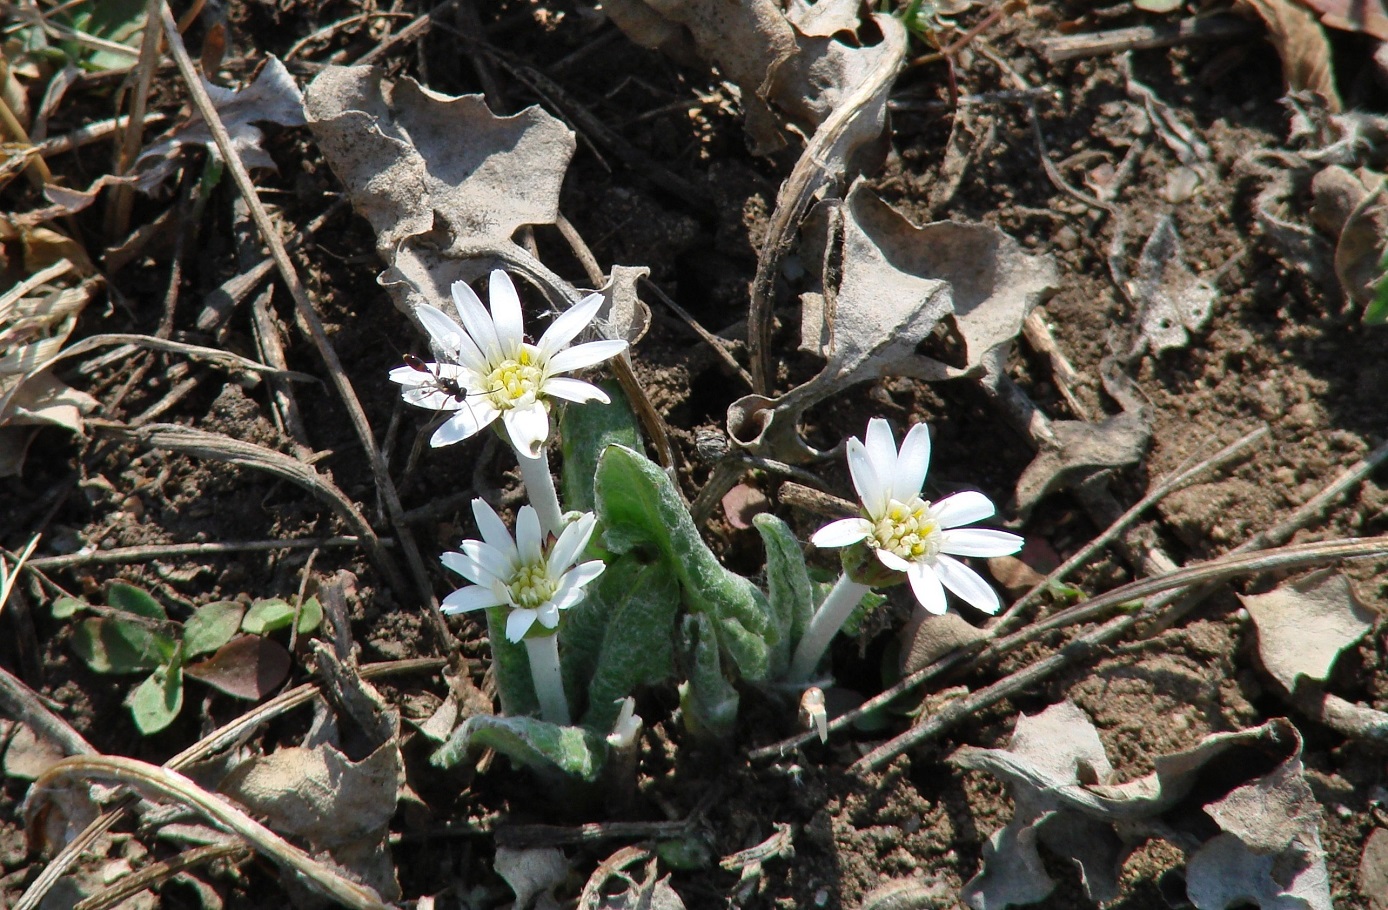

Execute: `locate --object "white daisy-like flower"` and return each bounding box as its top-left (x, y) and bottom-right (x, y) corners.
top-left (811, 418), bottom-right (1022, 615)
top-left (441, 498), bottom-right (605, 643)
top-left (390, 270), bottom-right (628, 456)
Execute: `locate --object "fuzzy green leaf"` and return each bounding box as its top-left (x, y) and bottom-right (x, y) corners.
top-left (183, 601), bottom-right (245, 657)
top-left (128, 664), bottom-right (183, 735)
top-left (678, 614), bottom-right (739, 739)
top-left (241, 596), bottom-right (323, 636)
top-left (71, 617), bottom-right (175, 673)
top-left (431, 714), bottom-right (608, 781)
top-left (595, 445), bottom-right (775, 681)
top-left (564, 556), bottom-right (679, 731)
top-left (753, 513), bottom-right (814, 676)
top-left (489, 607), bottom-right (541, 718)
top-left (560, 379), bottom-right (641, 513)
top-left (50, 596), bottom-right (88, 619)
top-left (106, 583), bottom-right (166, 620)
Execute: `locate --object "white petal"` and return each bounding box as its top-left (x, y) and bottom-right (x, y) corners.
top-left (934, 554), bottom-right (1002, 614)
top-left (417, 303), bottom-right (487, 370)
top-left (552, 560), bottom-right (605, 608)
top-left (543, 376), bottom-right (610, 404)
top-left (404, 387), bottom-right (467, 411)
top-left (810, 518), bottom-right (871, 548)
top-left (547, 339), bottom-right (627, 374)
top-left (441, 585), bottom-right (503, 614)
top-left (892, 423), bottom-right (932, 502)
top-left (863, 418), bottom-right (898, 480)
top-left (503, 403), bottom-right (551, 458)
top-left (515, 505), bottom-right (544, 564)
top-left (536, 602), bottom-right (561, 629)
top-left (875, 548), bottom-right (912, 572)
top-left (940, 528), bottom-right (1023, 558)
top-left (906, 562), bottom-right (948, 615)
top-left (932, 490), bottom-right (996, 529)
top-left (441, 542), bottom-right (511, 586)
top-left (536, 292), bottom-right (603, 357)
top-left (847, 438), bottom-right (888, 518)
top-left (388, 365), bottom-right (430, 385)
top-left (430, 404), bottom-right (497, 447)
top-left (505, 608), bottom-right (538, 642)
top-left (452, 279), bottom-right (502, 361)
top-left (548, 512), bottom-right (596, 573)
top-left (471, 498), bottom-right (518, 561)
top-left (489, 270), bottom-right (525, 350)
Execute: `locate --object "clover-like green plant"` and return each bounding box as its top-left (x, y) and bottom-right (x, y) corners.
top-left (55, 583), bottom-right (321, 734)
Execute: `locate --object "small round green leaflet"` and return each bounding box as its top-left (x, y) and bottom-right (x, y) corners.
top-left (127, 662), bottom-right (184, 735)
top-left (182, 601), bottom-right (245, 658)
top-left (241, 596), bottom-right (323, 636)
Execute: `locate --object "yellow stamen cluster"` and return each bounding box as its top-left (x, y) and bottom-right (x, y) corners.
top-left (870, 497), bottom-right (942, 562)
top-left (507, 562), bottom-right (558, 609)
top-left (484, 346), bottom-right (544, 410)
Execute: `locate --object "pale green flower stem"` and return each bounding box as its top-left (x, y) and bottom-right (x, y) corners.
top-left (515, 448), bottom-right (564, 537)
top-left (524, 632), bottom-right (571, 725)
top-left (789, 573), bottom-right (873, 682)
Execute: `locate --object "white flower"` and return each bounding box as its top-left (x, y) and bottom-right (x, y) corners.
top-left (440, 499), bottom-right (605, 642)
top-left (389, 270), bottom-right (628, 456)
top-left (811, 419), bottom-right (1022, 615)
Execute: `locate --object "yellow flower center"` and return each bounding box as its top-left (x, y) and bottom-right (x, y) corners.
top-left (508, 562), bottom-right (558, 609)
top-left (483, 346), bottom-right (545, 410)
top-left (869, 497), bottom-right (941, 562)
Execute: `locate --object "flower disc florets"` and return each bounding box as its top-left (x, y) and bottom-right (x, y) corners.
top-left (389, 270), bottom-right (628, 456)
top-left (811, 419), bottom-right (1024, 615)
top-left (440, 499), bottom-right (605, 642)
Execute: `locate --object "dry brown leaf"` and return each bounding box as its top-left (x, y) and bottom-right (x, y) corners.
top-left (1241, 570), bottom-right (1375, 693)
top-left (1296, 0), bottom-right (1388, 39)
top-left (1132, 215), bottom-right (1217, 354)
top-left (728, 181), bottom-right (1053, 462)
top-left (1236, 0), bottom-right (1341, 110)
top-left (304, 65), bottom-right (579, 322)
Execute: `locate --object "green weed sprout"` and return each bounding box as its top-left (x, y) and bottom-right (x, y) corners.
top-left (55, 583), bottom-right (320, 734)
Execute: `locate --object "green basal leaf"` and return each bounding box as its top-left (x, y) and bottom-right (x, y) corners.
top-left (580, 557), bottom-right (680, 731)
top-left (431, 714), bottom-right (608, 782)
top-left (242, 596), bottom-right (323, 636)
top-left (560, 379), bottom-right (641, 513)
top-left (71, 617), bottom-right (176, 673)
top-left (488, 607), bottom-right (541, 718)
top-left (655, 836), bottom-right (714, 871)
top-left (753, 513), bottom-right (814, 676)
top-left (595, 445), bottom-right (776, 681)
top-left (106, 583), bottom-right (166, 620)
top-left (128, 664), bottom-right (183, 735)
top-left (182, 601), bottom-right (245, 657)
top-left (50, 596), bottom-right (88, 619)
top-left (678, 614), bottom-right (739, 739)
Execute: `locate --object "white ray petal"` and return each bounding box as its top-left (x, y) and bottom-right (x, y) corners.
top-left (875, 549), bottom-right (912, 572)
top-left (441, 542), bottom-right (510, 586)
top-left (471, 498), bottom-right (518, 561)
top-left (892, 422), bottom-right (932, 501)
top-left (931, 490), bottom-right (996, 528)
top-left (863, 419), bottom-right (898, 480)
top-left (934, 554), bottom-right (1002, 614)
top-left (489, 270), bottom-right (525, 350)
top-left (417, 303), bottom-right (488, 370)
top-left (548, 512), bottom-right (596, 574)
top-left (515, 505), bottom-right (544, 564)
top-left (452, 279), bottom-right (502, 360)
top-left (906, 563), bottom-right (948, 615)
top-left (847, 437), bottom-right (887, 518)
top-left (811, 518), bottom-right (872, 548)
top-left (431, 404), bottom-right (497, 447)
top-left (940, 528), bottom-right (1023, 558)
top-left (547, 339), bottom-right (627, 374)
top-left (536, 602), bottom-right (561, 630)
top-left (441, 585), bottom-right (503, 614)
top-left (537, 293), bottom-right (604, 357)
top-left (503, 403), bottom-right (551, 458)
top-left (505, 608), bottom-right (538, 642)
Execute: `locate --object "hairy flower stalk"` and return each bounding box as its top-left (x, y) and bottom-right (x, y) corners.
top-left (440, 499), bottom-right (604, 725)
top-left (790, 419), bottom-right (1023, 681)
top-left (390, 270), bottom-right (627, 533)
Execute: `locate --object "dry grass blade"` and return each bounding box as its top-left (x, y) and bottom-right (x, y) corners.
top-left (153, 2), bottom-right (442, 629)
top-left (13, 331), bottom-right (315, 388)
top-left (23, 535), bottom-right (372, 571)
top-left (747, 17), bottom-right (906, 394)
top-left (73, 842), bottom-right (250, 910)
top-left (28, 756), bottom-right (389, 909)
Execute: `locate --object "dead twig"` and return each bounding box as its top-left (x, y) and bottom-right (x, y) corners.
top-left (73, 842), bottom-right (250, 910)
top-left (22, 535), bottom-right (376, 571)
top-left (0, 664), bottom-right (95, 757)
top-left (1035, 15), bottom-right (1258, 64)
